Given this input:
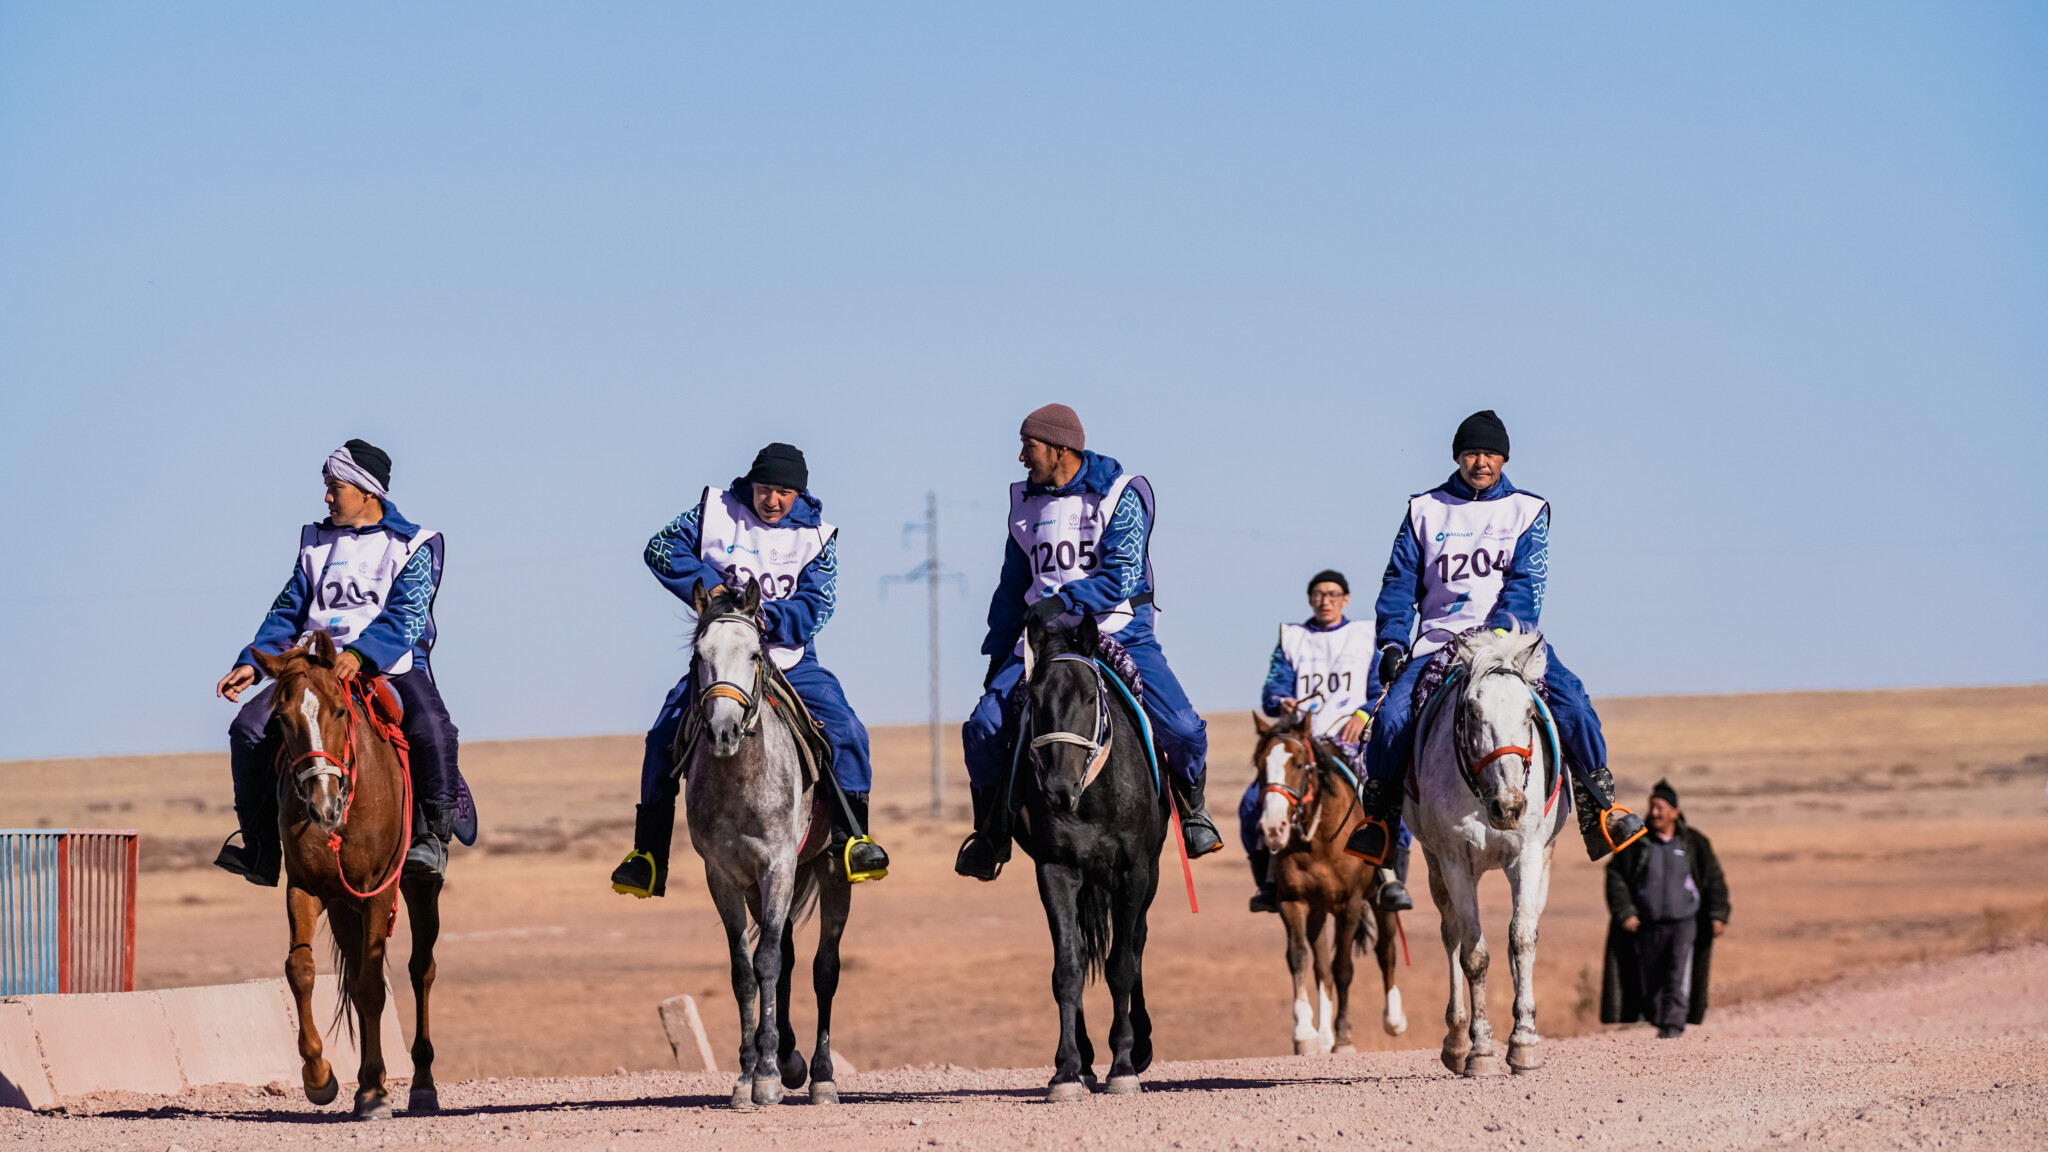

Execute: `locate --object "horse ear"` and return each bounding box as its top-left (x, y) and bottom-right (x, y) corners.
top-left (251, 646), bottom-right (287, 679)
top-left (1515, 633), bottom-right (1549, 682)
top-left (308, 632), bottom-right (338, 667)
top-left (1021, 631), bottom-right (1037, 685)
top-left (1077, 610), bottom-right (1100, 655)
top-left (741, 577), bottom-right (762, 614)
top-left (693, 580), bottom-right (710, 613)
top-left (1253, 712), bottom-right (1273, 736)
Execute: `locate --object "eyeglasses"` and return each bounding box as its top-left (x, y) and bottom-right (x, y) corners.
top-left (1308, 591), bottom-right (1346, 602)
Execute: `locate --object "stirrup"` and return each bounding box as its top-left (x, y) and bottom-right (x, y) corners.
top-left (1601, 804), bottom-right (1648, 854)
top-left (610, 849), bottom-right (659, 898)
top-left (954, 833), bottom-right (1003, 882)
top-left (1342, 816), bottom-right (1392, 865)
top-left (842, 835), bottom-right (889, 883)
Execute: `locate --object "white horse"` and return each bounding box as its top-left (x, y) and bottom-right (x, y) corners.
top-left (1405, 628), bottom-right (1569, 1077)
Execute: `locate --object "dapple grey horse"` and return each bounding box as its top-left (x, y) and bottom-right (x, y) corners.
top-left (686, 580), bottom-right (852, 1107)
top-left (1406, 627), bottom-right (1569, 1077)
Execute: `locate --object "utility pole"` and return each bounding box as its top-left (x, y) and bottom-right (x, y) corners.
top-left (881, 492), bottom-right (965, 818)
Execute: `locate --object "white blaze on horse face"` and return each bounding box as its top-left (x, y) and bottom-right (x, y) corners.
top-left (1259, 744), bottom-right (1293, 849)
top-left (299, 688), bottom-right (324, 754)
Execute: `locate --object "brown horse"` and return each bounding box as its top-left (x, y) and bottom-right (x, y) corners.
top-left (251, 633), bottom-right (441, 1120)
top-left (1251, 711), bottom-right (1406, 1054)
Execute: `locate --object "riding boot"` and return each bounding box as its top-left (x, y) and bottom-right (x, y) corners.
top-left (611, 799), bottom-right (676, 898)
top-left (404, 802), bottom-right (455, 879)
top-left (1247, 845), bottom-right (1278, 914)
top-left (1342, 777), bottom-right (1404, 866)
top-left (214, 796), bottom-right (281, 888)
top-left (1571, 763), bottom-right (1648, 862)
top-left (1170, 770), bottom-right (1225, 858)
top-left (954, 785), bottom-right (1011, 881)
top-left (832, 791), bottom-right (890, 882)
top-left (1374, 837), bottom-right (1413, 912)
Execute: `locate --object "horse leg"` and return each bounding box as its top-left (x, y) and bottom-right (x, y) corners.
top-left (350, 894), bottom-right (395, 1120)
top-left (1036, 863), bottom-right (1090, 1102)
top-left (706, 871), bottom-right (760, 1108)
top-left (1503, 842), bottom-right (1552, 1073)
top-left (808, 864), bottom-right (851, 1104)
top-left (399, 873), bottom-right (441, 1112)
top-left (748, 866), bottom-right (795, 1106)
top-left (1376, 905), bottom-right (1407, 1036)
top-left (1279, 900), bottom-right (1318, 1055)
top-left (1434, 851), bottom-right (1500, 1077)
top-left (775, 919), bottom-right (807, 1091)
top-left (1102, 879), bottom-right (1149, 1093)
top-left (285, 884), bottom-right (337, 1105)
top-left (1330, 901), bottom-right (1360, 1054)
top-left (1129, 968), bottom-right (1153, 1075)
top-left (1424, 849), bottom-right (1472, 1074)
top-left (1308, 907), bottom-right (1337, 1055)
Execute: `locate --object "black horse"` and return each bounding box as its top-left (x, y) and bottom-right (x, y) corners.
top-left (1010, 612), bottom-right (1168, 1101)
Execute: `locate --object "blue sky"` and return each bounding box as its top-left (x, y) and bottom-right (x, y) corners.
top-left (2, 3), bottom-right (2042, 759)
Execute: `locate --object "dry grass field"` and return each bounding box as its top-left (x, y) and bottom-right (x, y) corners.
top-left (4, 684), bottom-right (2044, 1080)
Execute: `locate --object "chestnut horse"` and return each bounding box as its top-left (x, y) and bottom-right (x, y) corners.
top-left (1251, 710), bottom-right (1406, 1054)
top-left (251, 633), bottom-right (441, 1121)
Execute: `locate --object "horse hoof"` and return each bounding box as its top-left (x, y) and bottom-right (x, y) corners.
top-left (752, 1079), bottom-right (785, 1106)
top-left (780, 1050), bottom-right (809, 1090)
top-left (1440, 1050), bottom-right (1468, 1075)
top-left (407, 1087), bottom-right (440, 1113)
top-left (810, 1080), bottom-right (838, 1105)
top-left (1462, 1053), bottom-right (1505, 1078)
top-left (1508, 1042), bottom-right (1544, 1073)
top-left (305, 1068), bottom-right (339, 1106)
top-left (1384, 1014), bottom-right (1409, 1037)
top-left (1334, 1045), bottom-right (1358, 1055)
top-left (353, 1094), bottom-right (393, 1122)
top-left (1046, 1080), bottom-right (1088, 1103)
top-left (730, 1079), bottom-right (754, 1109)
top-left (1105, 1076), bottom-right (1142, 1095)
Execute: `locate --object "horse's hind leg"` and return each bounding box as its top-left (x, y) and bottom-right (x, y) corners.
top-left (1036, 863), bottom-right (1090, 1102)
top-left (285, 885), bottom-right (337, 1105)
top-left (775, 919), bottom-right (807, 1091)
top-left (400, 873), bottom-right (443, 1112)
top-left (706, 871), bottom-right (760, 1108)
top-left (808, 865), bottom-right (851, 1104)
top-left (348, 894), bottom-right (396, 1120)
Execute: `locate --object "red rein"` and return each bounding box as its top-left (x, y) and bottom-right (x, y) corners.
top-left (285, 679), bottom-right (412, 901)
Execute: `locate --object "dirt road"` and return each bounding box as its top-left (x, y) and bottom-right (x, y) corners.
top-left (7, 943), bottom-right (2044, 1150)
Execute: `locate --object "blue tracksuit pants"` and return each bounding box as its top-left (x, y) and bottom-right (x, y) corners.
top-left (1365, 642), bottom-right (1607, 789)
top-left (962, 636), bottom-right (1208, 790)
top-left (229, 666), bottom-right (461, 819)
top-left (638, 651), bottom-right (872, 805)
top-left (1236, 740), bottom-right (1408, 855)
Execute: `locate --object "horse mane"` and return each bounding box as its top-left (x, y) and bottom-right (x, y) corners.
top-left (1454, 625), bottom-right (1547, 688)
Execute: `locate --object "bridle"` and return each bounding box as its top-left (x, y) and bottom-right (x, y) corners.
top-left (695, 610), bottom-right (767, 736)
top-left (1028, 653), bottom-right (1114, 793)
top-left (1448, 666), bottom-right (1547, 804)
top-left (275, 675), bottom-right (410, 900)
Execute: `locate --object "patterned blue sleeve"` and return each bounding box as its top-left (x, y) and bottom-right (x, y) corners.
top-left (349, 539), bottom-right (442, 672)
top-left (1372, 510), bottom-right (1422, 654)
top-left (645, 502), bottom-right (721, 603)
top-left (238, 558), bottom-right (311, 677)
top-left (1489, 504), bottom-right (1549, 631)
top-left (1059, 486), bottom-right (1147, 615)
top-left (1262, 642), bottom-right (1294, 715)
top-left (762, 534), bottom-right (836, 647)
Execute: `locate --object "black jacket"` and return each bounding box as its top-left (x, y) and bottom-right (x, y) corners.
top-left (1600, 820), bottom-right (1731, 1025)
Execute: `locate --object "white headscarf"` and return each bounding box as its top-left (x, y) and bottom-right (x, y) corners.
top-left (323, 446), bottom-right (389, 500)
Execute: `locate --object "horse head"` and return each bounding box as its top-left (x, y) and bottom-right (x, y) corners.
top-left (251, 632), bottom-right (354, 830)
top-left (1251, 711), bottom-right (1317, 850)
top-left (1452, 627), bottom-right (1549, 831)
top-left (1023, 610), bottom-right (1107, 813)
top-left (692, 578), bottom-right (766, 758)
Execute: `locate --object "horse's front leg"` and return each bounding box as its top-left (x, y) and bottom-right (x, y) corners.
top-left (399, 873), bottom-right (442, 1112)
top-left (1036, 863), bottom-right (1090, 1102)
top-left (1424, 848), bottom-right (1484, 1074)
top-left (1375, 904), bottom-right (1407, 1036)
top-left (808, 864), bottom-right (851, 1104)
top-left (705, 871), bottom-right (760, 1108)
top-left (775, 919), bottom-right (807, 1092)
top-left (1330, 901), bottom-right (1361, 1054)
top-left (1279, 900), bottom-right (1319, 1055)
top-left (1101, 878), bottom-right (1151, 1093)
top-left (350, 894), bottom-right (396, 1120)
top-left (285, 884), bottom-right (337, 1105)
top-left (1434, 850), bottom-right (1500, 1077)
top-left (1308, 907), bottom-right (1337, 1054)
top-left (748, 865), bottom-right (795, 1106)
top-left (1503, 839), bottom-right (1554, 1073)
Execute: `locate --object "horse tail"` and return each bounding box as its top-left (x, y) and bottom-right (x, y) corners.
top-left (324, 902), bottom-right (366, 1044)
top-left (1353, 904), bottom-right (1378, 958)
top-left (790, 855), bottom-right (822, 928)
top-left (1076, 879), bottom-right (1113, 984)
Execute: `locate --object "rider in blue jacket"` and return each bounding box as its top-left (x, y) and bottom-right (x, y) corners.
top-left (955, 404), bottom-right (1223, 880)
top-left (610, 443), bottom-right (889, 898)
top-left (1344, 411), bottom-right (1648, 867)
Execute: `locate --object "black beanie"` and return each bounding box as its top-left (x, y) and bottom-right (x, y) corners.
top-left (1651, 779), bottom-right (1680, 809)
top-left (1452, 410), bottom-right (1510, 459)
top-left (1307, 569), bottom-right (1349, 594)
top-left (744, 442), bottom-right (808, 491)
top-left (343, 439), bottom-right (393, 491)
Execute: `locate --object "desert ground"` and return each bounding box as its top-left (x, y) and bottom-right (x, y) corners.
top-left (3, 684), bottom-right (2046, 1147)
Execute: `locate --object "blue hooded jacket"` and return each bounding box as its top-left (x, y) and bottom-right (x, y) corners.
top-left (645, 480), bottom-right (839, 652)
top-left (981, 450), bottom-right (1153, 658)
top-left (237, 502), bottom-right (444, 679)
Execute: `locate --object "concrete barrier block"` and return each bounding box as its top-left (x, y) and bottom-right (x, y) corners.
top-left (159, 981), bottom-right (301, 1088)
top-left (29, 991), bottom-right (186, 1099)
top-left (0, 1001), bottom-right (56, 1111)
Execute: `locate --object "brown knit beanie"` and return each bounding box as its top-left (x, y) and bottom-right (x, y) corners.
top-left (1019, 403), bottom-right (1085, 452)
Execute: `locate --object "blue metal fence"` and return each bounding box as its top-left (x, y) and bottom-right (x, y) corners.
top-left (0, 831), bottom-right (62, 995)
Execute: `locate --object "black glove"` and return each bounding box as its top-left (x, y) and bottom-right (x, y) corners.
top-left (1376, 642), bottom-right (1408, 690)
top-left (1023, 595), bottom-right (1068, 626)
top-left (984, 653), bottom-right (1007, 691)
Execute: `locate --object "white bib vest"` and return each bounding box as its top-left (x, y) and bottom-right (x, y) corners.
top-left (697, 486), bottom-right (837, 670)
top-left (1407, 488), bottom-right (1547, 657)
top-left (1007, 472), bottom-right (1155, 655)
top-left (1277, 620), bottom-right (1376, 738)
top-left (298, 523), bottom-right (438, 675)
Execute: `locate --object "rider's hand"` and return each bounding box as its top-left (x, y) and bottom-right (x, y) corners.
top-left (1621, 916), bottom-right (1640, 933)
top-left (1277, 697), bottom-right (1298, 713)
top-left (1711, 919), bottom-right (1726, 939)
top-left (1339, 712), bottom-right (1369, 744)
top-left (1376, 643), bottom-right (1407, 689)
top-left (217, 664), bottom-right (258, 702)
top-left (335, 649), bottom-right (364, 682)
